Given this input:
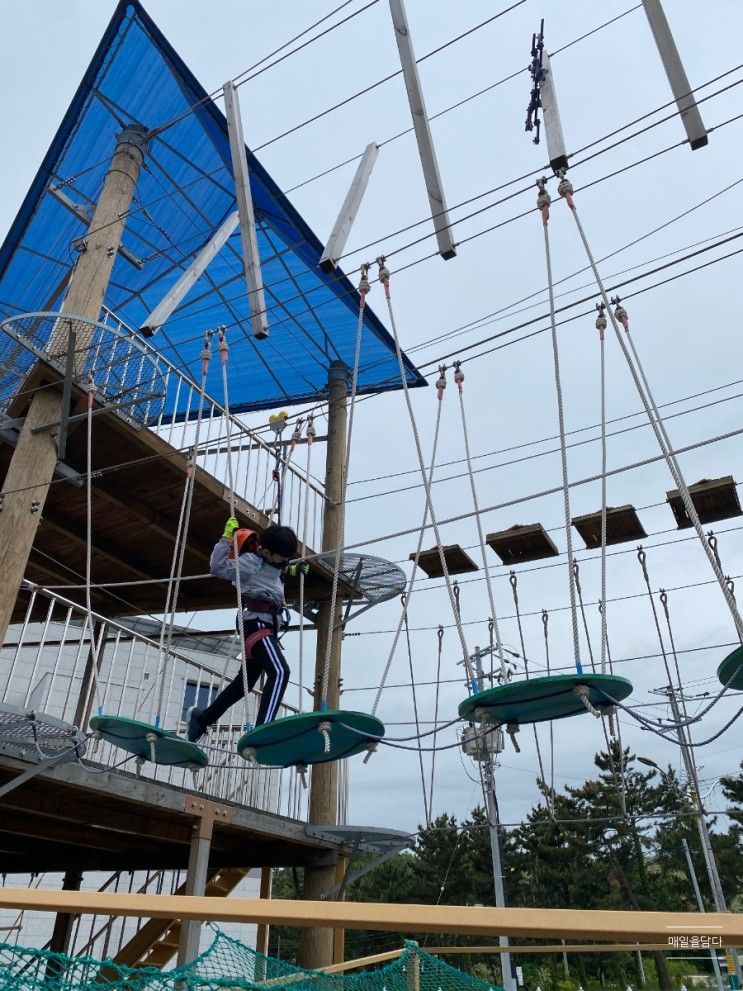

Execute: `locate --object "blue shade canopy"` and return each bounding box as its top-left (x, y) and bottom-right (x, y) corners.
top-left (0, 1), bottom-right (425, 416)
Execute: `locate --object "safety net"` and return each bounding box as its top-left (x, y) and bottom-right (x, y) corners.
top-left (0, 928), bottom-right (503, 991)
top-left (0, 0), bottom-right (425, 417)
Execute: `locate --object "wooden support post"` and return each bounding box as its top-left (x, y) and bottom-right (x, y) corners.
top-left (0, 125), bottom-right (147, 649)
top-left (297, 361), bottom-right (348, 970)
top-left (255, 867), bottom-right (273, 956)
top-left (44, 869), bottom-right (83, 980)
top-left (332, 855), bottom-right (347, 965)
top-left (177, 799), bottom-right (231, 966)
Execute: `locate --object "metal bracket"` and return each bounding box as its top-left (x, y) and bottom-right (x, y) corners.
top-left (320, 836), bottom-right (411, 900)
top-left (0, 413), bottom-right (83, 487)
top-left (31, 391), bottom-right (161, 436)
top-left (49, 185), bottom-right (144, 268)
top-left (183, 796), bottom-right (233, 840)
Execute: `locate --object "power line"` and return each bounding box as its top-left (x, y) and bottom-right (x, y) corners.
top-left (285, 5), bottom-right (643, 193)
top-left (148, 92), bottom-right (743, 363)
top-left (326, 423), bottom-right (743, 557)
top-left (349, 373), bottom-right (743, 487)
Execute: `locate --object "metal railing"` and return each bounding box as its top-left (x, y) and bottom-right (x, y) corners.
top-left (101, 308), bottom-right (327, 549)
top-left (0, 583), bottom-right (309, 822)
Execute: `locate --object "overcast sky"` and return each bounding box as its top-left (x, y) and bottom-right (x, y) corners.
top-left (2, 0), bottom-right (742, 849)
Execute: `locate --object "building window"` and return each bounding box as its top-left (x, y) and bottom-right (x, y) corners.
top-left (181, 680), bottom-right (218, 722)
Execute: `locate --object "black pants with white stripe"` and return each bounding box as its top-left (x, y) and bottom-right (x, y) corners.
top-left (200, 619), bottom-right (290, 728)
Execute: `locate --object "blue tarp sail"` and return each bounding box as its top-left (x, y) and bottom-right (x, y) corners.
top-left (0, 0), bottom-right (425, 415)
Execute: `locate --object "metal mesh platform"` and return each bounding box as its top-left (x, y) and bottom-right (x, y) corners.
top-left (0, 703), bottom-right (87, 762)
top-left (314, 552), bottom-right (406, 605)
top-left (0, 311), bottom-right (166, 426)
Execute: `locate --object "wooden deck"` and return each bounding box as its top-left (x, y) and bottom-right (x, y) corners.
top-left (0, 753), bottom-right (339, 874)
top-left (1, 364), bottom-right (346, 625)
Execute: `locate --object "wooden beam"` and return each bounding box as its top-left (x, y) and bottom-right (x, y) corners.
top-left (92, 479), bottom-right (212, 564)
top-left (0, 890), bottom-right (740, 943)
top-left (323, 942), bottom-right (743, 975)
top-left (39, 513), bottom-right (164, 583)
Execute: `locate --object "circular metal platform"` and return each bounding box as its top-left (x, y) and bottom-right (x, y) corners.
top-left (459, 673), bottom-right (634, 726)
top-left (0, 311), bottom-right (166, 426)
top-left (0, 704), bottom-right (86, 762)
top-left (237, 710), bottom-right (384, 768)
top-left (314, 552), bottom-right (406, 605)
top-left (718, 644), bottom-right (743, 690)
top-left (89, 715), bottom-right (207, 769)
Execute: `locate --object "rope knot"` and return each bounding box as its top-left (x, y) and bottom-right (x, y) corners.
top-left (362, 740), bottom-right (378, 765)
top-left (611, 295), bottom-right (628, 331)
top-left (376, 256), bottom-right (391, 298)
top-left (536, 176), bottom-right (551, 223)
top-left (435, 363), bottom-right (447, 400)
top-left (145, 731), bottom-right (158, 763)
top-left (239, 745), bottom-right (257, 763)
top-left (358, 263), bottom-right (372, 303)
top-left (318, 720), bottom-right (332, 754)
top-left (556, 170), bottom-right (574, 208)
top-left (506, 722), bottom-right (521, 752)
top-left (453, 360), bottom-right (464, 394)
top-left (217, 325), bottom-right (229, 364)
top-left (595, 302), bottom-right (607, 341)
top-left (306, 417), bottom-right (316, 443)
top-left (573, 685), bottom-right (600, 718)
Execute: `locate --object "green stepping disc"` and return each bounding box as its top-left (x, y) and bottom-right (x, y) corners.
top-left (237, 710), bottom-right (384, 768)
top-left (89, 715), bottom-right (208, 769)
top-left (717, 645), bottom-right (743, 690)
top-left (459, 673), bottom-right (633, 726)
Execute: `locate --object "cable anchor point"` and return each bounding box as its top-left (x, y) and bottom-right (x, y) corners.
top-left (536, 176), bottom-right (551, 223)
top-left (611, 295), bottom-right (629, 330)
top-left (595, 302), bottom-right (607, 341)
top-left (556, 169), bottom-right (574, 208)
top-left (435, 363), bottom-right (447, 401)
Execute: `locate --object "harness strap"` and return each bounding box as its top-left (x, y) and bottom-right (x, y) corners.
top-left (241, 595), bottom-right (278, 615)
top-left (244, 627), bottom-right (274, 660)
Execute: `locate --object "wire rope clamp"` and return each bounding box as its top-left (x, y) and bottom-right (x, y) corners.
top-left (318, 720), bottom-right (332, 754)
top-left (572, 684), bottom-right (600, 718)
top-left (135, 755), bottom-right (145, 777)
top-left (506, 721), bottom-right (521, 753)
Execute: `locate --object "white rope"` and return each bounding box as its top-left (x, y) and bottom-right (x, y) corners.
top-left (560, 177), bottom-right (743, 643)
top-left (217, 327), bottom-right (250, 723)
top-left (153, 334), bottom-right (211, 725)
top-left (540, 182), bottom-right (582, 672)
top-left (371, 377), bottom-right (446, 716)
top-left (454, 363), bottom-right (506, 681)
top-left (84, 378), bottom-right (105, 717)
top-left (320, 268), bottom-right (368, 705)
top-left (297, 417), bottom-right (315, 713)
top-left (378, 259), bottom-right (472, 677)
top-left (597, 306), bottom-right (608, 674)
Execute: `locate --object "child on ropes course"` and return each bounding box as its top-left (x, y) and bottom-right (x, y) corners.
top-left (187, 517), bottom-right (307, 742)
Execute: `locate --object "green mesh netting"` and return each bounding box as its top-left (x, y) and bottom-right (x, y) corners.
top-left (0, 927), bottom-right (504, 991)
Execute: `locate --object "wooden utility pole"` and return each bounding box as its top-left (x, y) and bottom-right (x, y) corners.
top-left (297, 360), bottom-right (348, 969)
top-left (0, 125), bottom-right (147, 647)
